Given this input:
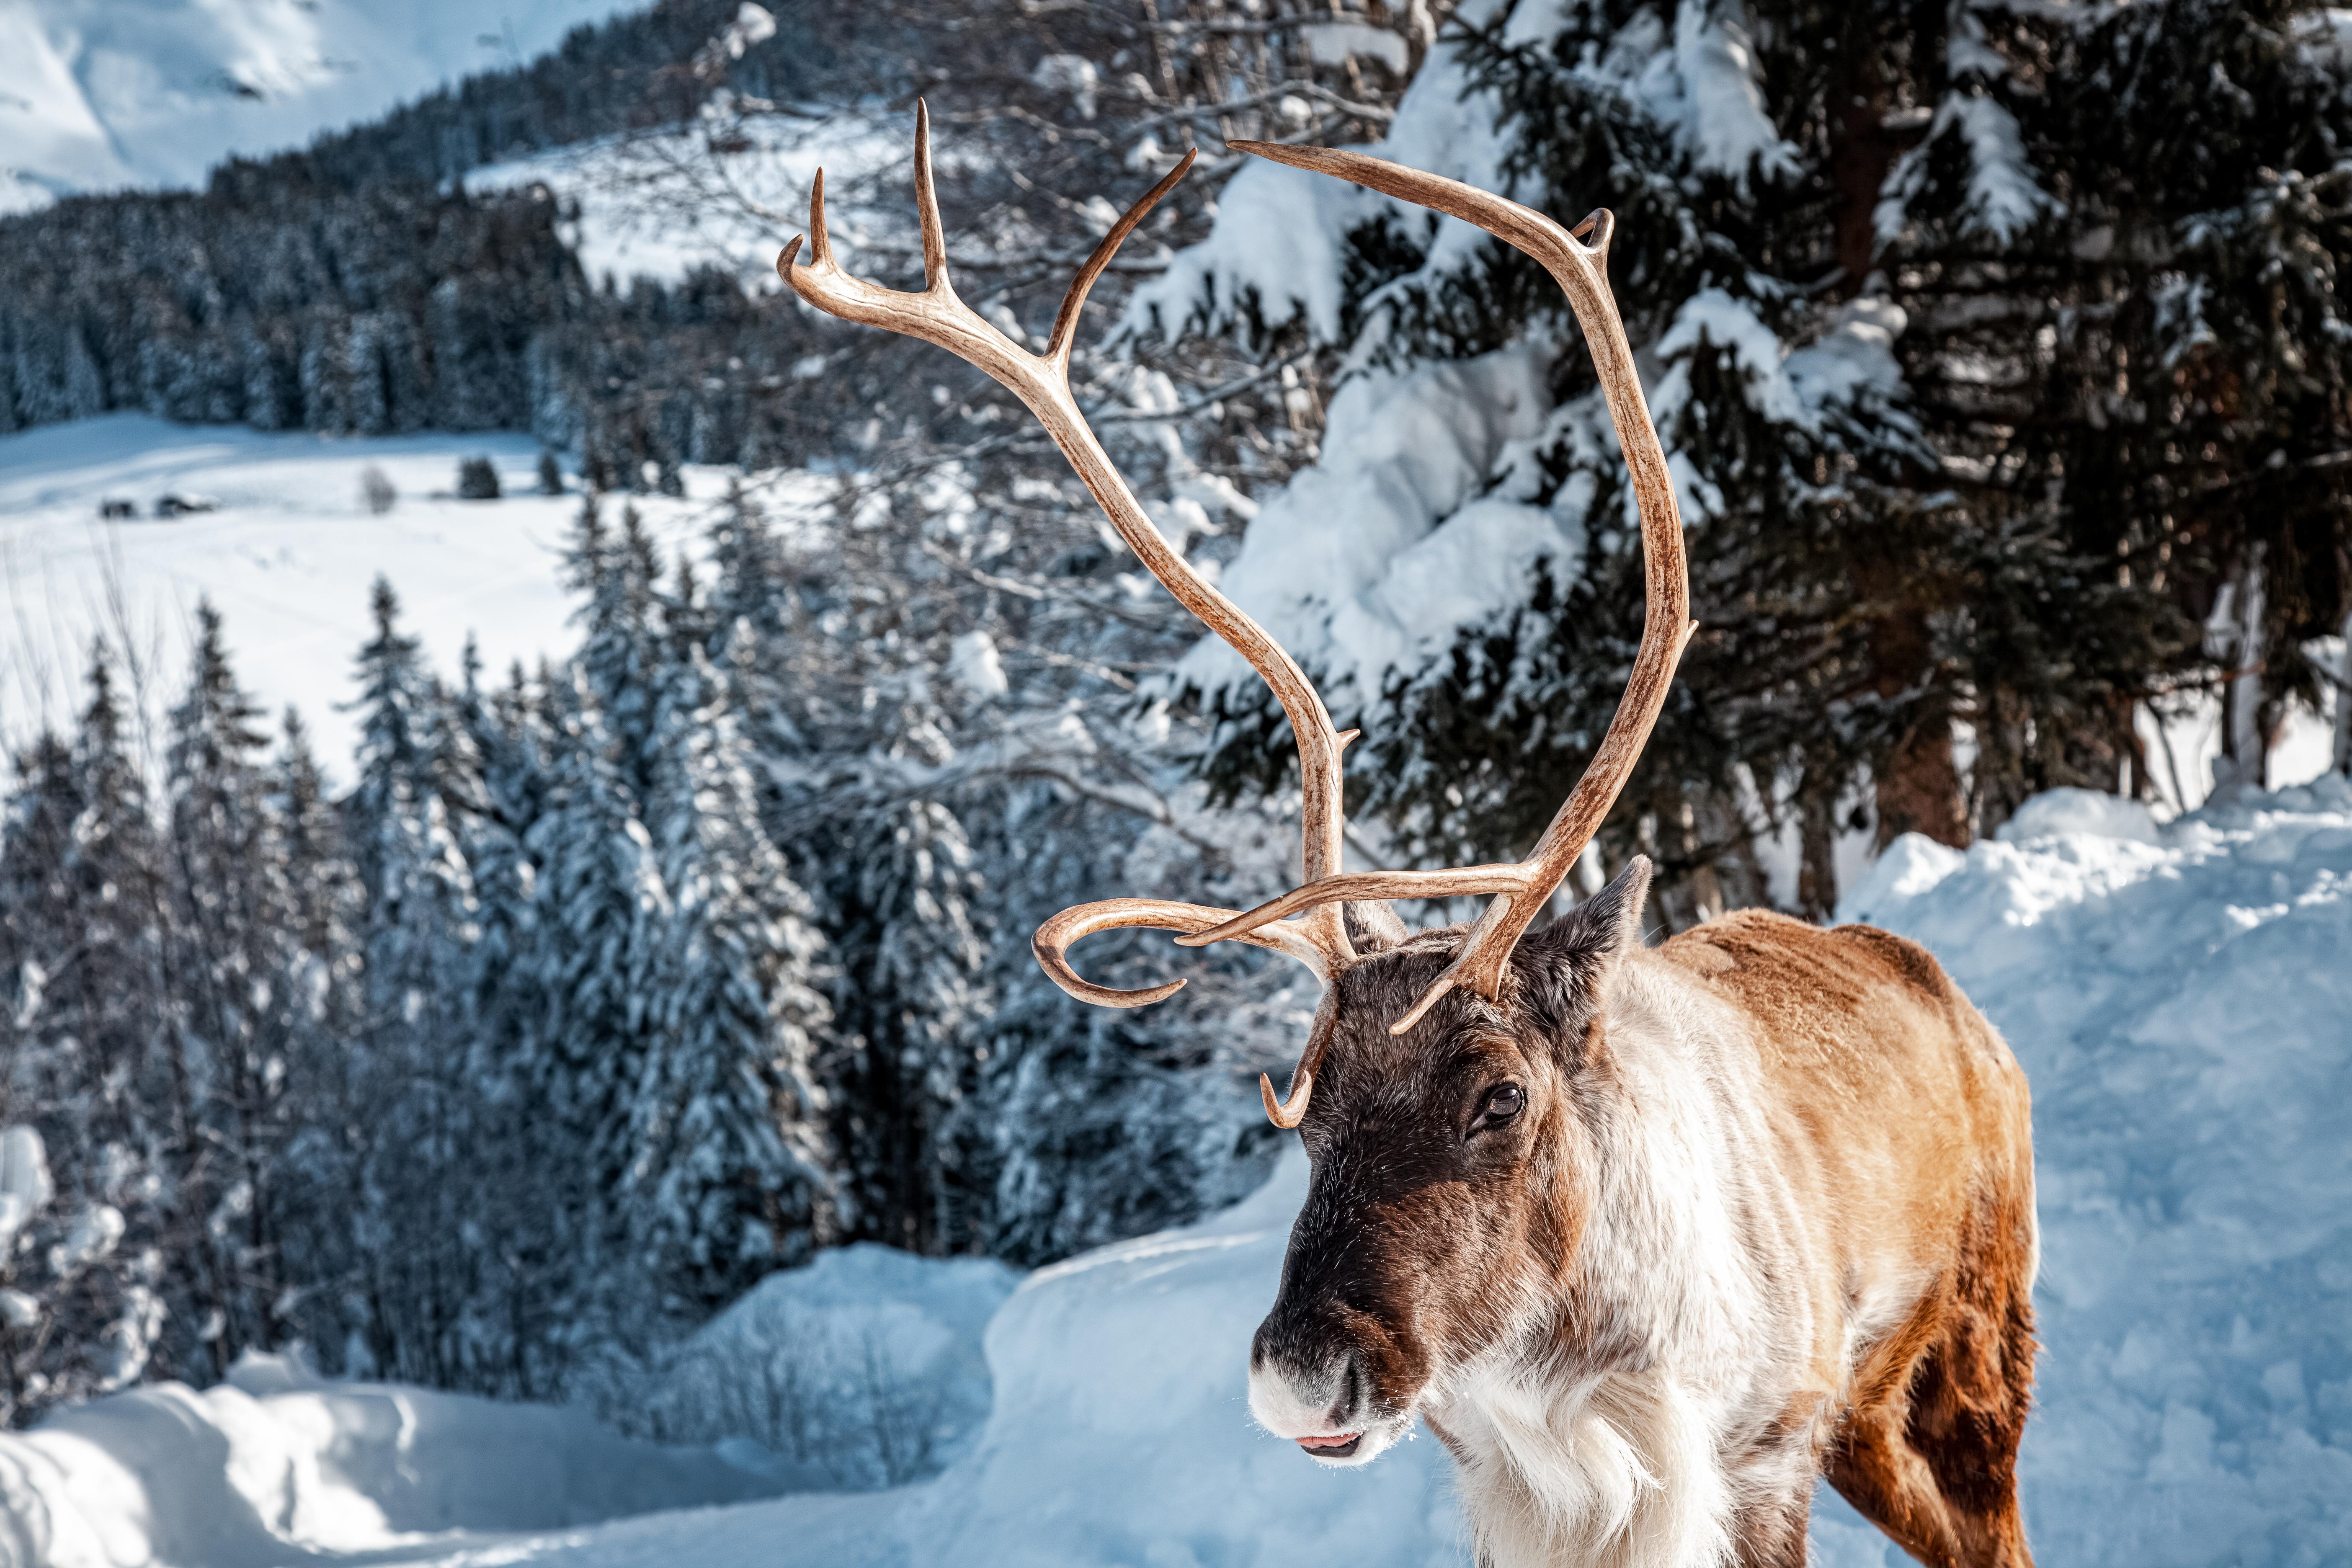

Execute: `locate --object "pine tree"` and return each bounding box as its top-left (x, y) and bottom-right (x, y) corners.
top-left (260, 707), bottom-right (373, 1375)
top-left (521, 665), bottom-right (666, 1341)
top-left (342, 580), bottom-right (485, 1383)
top-left (821, 795), bottom-right (987, 1253)
top-left (0, 649), bottom-right (179, 1416)
top-left (1145, 0), bottom-right (2329, 919)
top-left (159, 602), bottom-right (286, 1370)
top-left (631, 641), bottom-right (833, 1314)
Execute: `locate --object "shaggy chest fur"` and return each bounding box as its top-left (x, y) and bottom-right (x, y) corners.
top-left (1418, 970), bottom-right (1828, 1568)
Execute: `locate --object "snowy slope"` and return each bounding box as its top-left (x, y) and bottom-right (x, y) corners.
top-left (0, 415), bottom-right (825, 777)
top-left (3, 778), bottom-right (2346, 1565)
top-left (1839, 781), bottom-right (2352, 1564)
top-left (0, 1358), bottom-right (780, 1568)
top-left (0, 0), bottom-right (645, 214)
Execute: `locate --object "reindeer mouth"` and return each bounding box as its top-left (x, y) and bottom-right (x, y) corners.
top-left (1296, 1432), bottom-right (1363, 1458)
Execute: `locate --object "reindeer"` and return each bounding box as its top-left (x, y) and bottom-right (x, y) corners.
top-left (781, 108), bottom-right (2038, 1568)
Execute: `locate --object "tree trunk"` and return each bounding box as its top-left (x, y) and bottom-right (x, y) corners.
top-left (1796, 762), bottom-right (1840, 923)
top-left (2208, 545), bottom-right (2269, 797)
top-left (2333, 604), bottom-right (2352, 778)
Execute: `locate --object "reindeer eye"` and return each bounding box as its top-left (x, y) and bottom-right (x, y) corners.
top-left (1474, 1084), bottom-right (1525, 1133)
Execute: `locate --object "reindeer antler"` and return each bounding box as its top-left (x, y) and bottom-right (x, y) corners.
top-left (780, 104), bottom-right (1362, 1124)
top-left (1172, 142), bottom-right (1695, 1038)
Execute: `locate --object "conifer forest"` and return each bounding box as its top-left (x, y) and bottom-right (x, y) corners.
top-left (0, 5), bottom-right (2348, 1540)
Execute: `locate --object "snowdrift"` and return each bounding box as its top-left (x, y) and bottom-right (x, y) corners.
top-left (4, 779), bottom-right (2348, 1567)
top-left (0, 1359), bottom-right (775, 1567)
top-left (1841, 781), bottom-right (2352, 1563)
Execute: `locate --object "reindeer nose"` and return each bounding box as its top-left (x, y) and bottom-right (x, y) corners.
top-left (1328, 1349), bottom-right (1364, 1427)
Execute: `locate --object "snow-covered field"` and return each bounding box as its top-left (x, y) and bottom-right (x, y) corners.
top-left (0, 778), bottom-right (2344, 1567)
top-left (0, 416), bottom-right (783, 777)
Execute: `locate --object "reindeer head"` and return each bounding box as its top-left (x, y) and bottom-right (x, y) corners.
top-left (782, 112), bottom-right (1688, 1468)
top-left (1245, 859), bottom-right (1651, 1464)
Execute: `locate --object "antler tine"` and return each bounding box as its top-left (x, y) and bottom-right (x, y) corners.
top-left (913, 101), bottom-right (949, 289)
top-left (1207, 141), bottom-right (1696, 1038)
top-left (782, 107), bottom-right (1362, 1057)
top-left (1049, 151), bottom-right (1196, 369)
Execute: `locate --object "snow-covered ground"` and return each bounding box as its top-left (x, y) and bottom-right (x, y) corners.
top-left (1, 777), bottom-right (2345, 1566)
top-left (0, 0), bottom-right (645, 214)
top-left (0, 415), bottom-right (818, 777)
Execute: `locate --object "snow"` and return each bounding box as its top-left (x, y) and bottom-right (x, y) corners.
top-left (5, 778), bottom-right (2346, 1565)
top-left (612, 1244), bottom-right (1018, 1489)
top-left (1125, 0), bottom-right (1520, 346)
top-left (0, 0), bottom-right (647, 214)
top-left (1130, 0), bottom-right (1798, 348)
top-left (464, 112), bottom-right (908, 296)
top-left (1168, 347), bottom-right (1553, 704)
top-left (1304, 22), bottom-right (1412, 76)
top-left (1648, 1), bottom-right (1800, 190)
top-left (1875, 91), bottom-right (2058, 250)
top-left (1839, 775), bottom-right (2352, 1564)
top-left (0, 1356), bottom-right (781, 1566)
top-left (0, 415), bottom-right (821, 778)
top-left (0, 1127), bottom-right (52, 1248)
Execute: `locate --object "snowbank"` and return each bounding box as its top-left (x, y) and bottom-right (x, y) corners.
top-left (609, 1243), bottom-right (1018, 1488)
top-left (1843, 775), bottom-right (2352, 1563)
top-left (0, 1356), bottom-right (777, 1567)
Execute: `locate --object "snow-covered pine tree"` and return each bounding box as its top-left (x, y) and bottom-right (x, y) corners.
top-left (1134, 0), bottom-right (2275, 918)
top-left (520, 663), bottom-right (667, 1343)
top-left (0, 649), bottom-right (177, 1416)
top-left (258, 706), bottom-right (374, 1374)
top-left (632, 638), bottom-right (832, 1315)
top-left (340, 579), bottom-right (488, 1383)
top-left (820, 792), bottom-right (988, 1255)
top-left (568, 500), bottom-right (669, 805)
top-left (159, 602), bottom-right (291, 1371)
top-left (436, 644), bottom-right (580, 1395)
top-left (1875, 0), bottom-right (2352, 807)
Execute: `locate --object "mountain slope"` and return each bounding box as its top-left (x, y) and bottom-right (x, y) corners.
top-left (0, 0), bottom-right (649, 213)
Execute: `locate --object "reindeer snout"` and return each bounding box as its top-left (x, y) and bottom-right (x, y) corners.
top-left (1250, 1300), bottom-right (1401, 1463)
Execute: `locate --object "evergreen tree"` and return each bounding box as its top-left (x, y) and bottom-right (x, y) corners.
top-left (822, 795), bottom-right (988, 1254)
top-left (1147, 0), bottom-right (2349, 921)
top-left (521, 665), bottom-right (666, 1339)
top-left (632, 641), bottom-right (833, 1314)
top-left (159, 603), bottom-right (287, 1370)
top-left (341, 581), bottom-right (485, 1383)
top-left (0, 650), bottom-right (178, 1417)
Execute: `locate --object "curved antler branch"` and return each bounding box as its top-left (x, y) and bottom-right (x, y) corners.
top-left (1034, 898), bottom-right (1334, 1007)
top-left (782, 105), bottom-right (1361, 1042)
top-left (1214, 141), bottom-right (1696, 1037)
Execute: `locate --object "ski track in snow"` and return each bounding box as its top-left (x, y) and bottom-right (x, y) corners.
top-left (0, 779), bottom-right (2346, 1565)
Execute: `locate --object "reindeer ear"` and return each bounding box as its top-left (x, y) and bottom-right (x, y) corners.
top-left (1508, 856), bottom-right (1652, 1043)
top-left (1345, 901), bottom-right (1410, 952)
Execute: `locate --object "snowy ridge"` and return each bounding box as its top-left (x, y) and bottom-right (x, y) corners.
top-left (0, 1356), bottom-right (777, 1567)
top-left (3, 780), bottom-right (2346, 1565)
